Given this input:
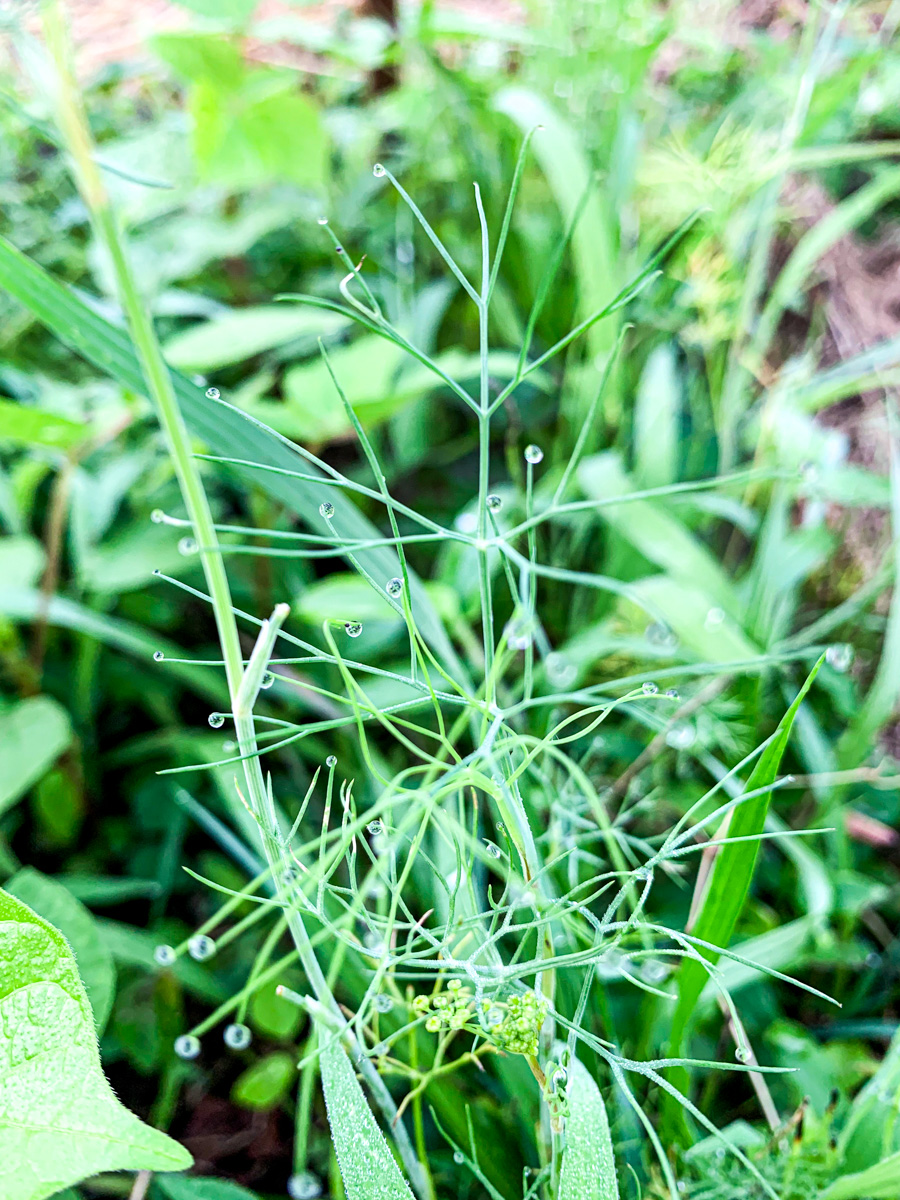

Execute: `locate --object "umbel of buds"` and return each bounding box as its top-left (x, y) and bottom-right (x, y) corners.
top-left (412, 981), bottom-right (547, 1057)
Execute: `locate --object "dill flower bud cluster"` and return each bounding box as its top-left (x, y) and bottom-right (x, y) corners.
top-left (412, 978), bottom-right (473, 1032)
top-left (412, 981), bottom-right (547, 1057)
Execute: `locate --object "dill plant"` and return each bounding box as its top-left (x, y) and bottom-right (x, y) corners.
top-left (28, 6), bottom-right (838, 1196)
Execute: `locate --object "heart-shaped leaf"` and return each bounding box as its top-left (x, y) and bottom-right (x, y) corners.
top-left (0, 889), bottom-right (191, 1200)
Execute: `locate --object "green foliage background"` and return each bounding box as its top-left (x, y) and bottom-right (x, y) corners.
top-left (2, 1), bottom-right (900, 1198)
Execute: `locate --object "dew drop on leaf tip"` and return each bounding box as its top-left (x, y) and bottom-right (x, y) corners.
top-left (150, 508), bottom-right (165, 524)
top-left (205, 386), bottom-right (220, 400)
top-left (174, 1034), bottom-right (200, 1060)
top-left (524, 443), bottom-right (544, 464)
top-left (288, 1172), bottom-right (323, 1200)
top-left (319, 500), bottom-right (335, 519)
top-left (326, 754), bottom-right (337, 768)
top-left (153, 650), bottom-right (165, 662)
top-left (208, 712), bottom-right (225, 728)
top-left (486, 493), bottom-right (503, 512)
top-left (373, 163), bottom-right (386, 178)
top-left (223, 1022), bottom-right (252, 1050)
top-left (260, 671), bottom-right (275, 689)
top-left (153, 943), bottom-right (176, 967)
top-left (367, 819), bottom-right (384, 835)
top-left (642, 681), bottom-right (659, 695)
top-left (344, 621), bottom-right (363, 638)
top-left (386, 576), bottom-right (403, 597)
top-left (178, 536), bottom-right (198, 556)
top-left (188, 933), bottom-right (216, 961)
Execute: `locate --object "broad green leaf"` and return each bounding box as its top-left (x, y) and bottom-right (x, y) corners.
top-left (248, 981), bottom-right (304, 1041)
top-left (668, 656), bottom-right (825, 1099)
top-left (280, 336), bottom-right (406, 440)
top-left (152, 33), bottom-right (246, 87)
top-left (578, 452), bottom-right (740, 613)
top-left (231, 1051), bottom-right (296, 1111)
top-left (0, 398), bottom-right (85, 448)
top-left (0, 889), bottom-right (191, 1200)
top-left (319, 1030), bottom-right (415, 1200)
top-left (557, 1049), bottom-right (619, 1200)
top-left (77, 522), bottom-right (190, 595)
top-left (627, 576), bottom-right (760, 664)
top-left (6, 869), bottom-right (116, 1035)
top-left (0, 535), bottom-right (45, 587)
top-left (156, 1174), bottom-right (259, 1200)
top-left (820, 1151), bottom-right (900, 1200)
top-left (163, 305), bottom-right (347, 370)
top-left (192, 72), bottom-right (328, 187)
top-left (839, 1028), bottom-right (900, 1173)
top-left (297, 572), bottom-right (398, 625)
top-left (169, 0), bottom-right (258, 21)
top-left (0, 235), bottom-right (462, 679)
top-left (0, 695), bottom-right (71, 818)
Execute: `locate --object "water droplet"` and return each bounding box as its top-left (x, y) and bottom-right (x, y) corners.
top-left (326, 755), bottom-right (337, 768)
top-left (317, 216), bottom-right (329, 226)
top-left (546, 652), bottom-right (576, 687)
top-left (486, 493), bottom-right (503, 513)
top-left (453, 1151), bottom-right (465, 1165)
top-left (208, 712), bottom-right (225, 729)
top-left (373, 163), bottom-right (386, 178)
top-left (524, 443), bottom-right (544, 464)
top-left (552, 1066), bottom-right (568, 1090)
top-left (735, 1045), bottom-right (751, 1063)
top-left (386, 576), bottom-right (403, 598)
top-left (205, 386), bottom-right (220, 400)
top-left (367, 819), bottom-right (384, 836)
top-left (319, 500), bottom-right (335, 519)
top-left (178, 536), bottom-right (198, 556)
top-left (344, 622), bottom-right (363, 638)
top-left (188, 934), bottom-right (216, 961)
top-left (642, 681), bottom-right (659, 695)
top-left (666, 723), bottom-right (696, 750)
top-left (705, 606), bottom-right (725, 629)
top-left (174, 1034), bottom-right (200, 1060)
top-left (223, 740), bottom-right (237, 753)
top-left (484, 840), bottom-right (502, 860)
top-left (486, 1005), bottom-right (503, 1027)
top-left (645, 620), bottom-right (677, 648)
top-left (150, 508), bottom-right (165, 524)
top-left (153, 944), bottom-right (176, 967)
top-left (826, 643), bottom-right (853, 672)
top-left (153, 650), bottom-right (165, 662)
top-left (224, 1022), bottom-right (252, 1050)
top-left (642, 960), bottom-right (669, 983)
top-left (288, 1171), bottom-right (323, 1200)
top-left (363, 931), bottom-right (385, 957)
top-left (335, 246), bottom-right (344, 255)
top-left (260, 671), bottom-right (275, 689)
top-left (665, 687), bottom-right (680, 700)
top-left (374, 993), bottom-right (394, 1013)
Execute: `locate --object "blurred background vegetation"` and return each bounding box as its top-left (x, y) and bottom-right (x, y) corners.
top-left (3, 1), bottom-right (900, 1197)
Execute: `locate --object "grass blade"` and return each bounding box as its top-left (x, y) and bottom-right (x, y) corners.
top-left (666, 654), bottom-right (825, 1131)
